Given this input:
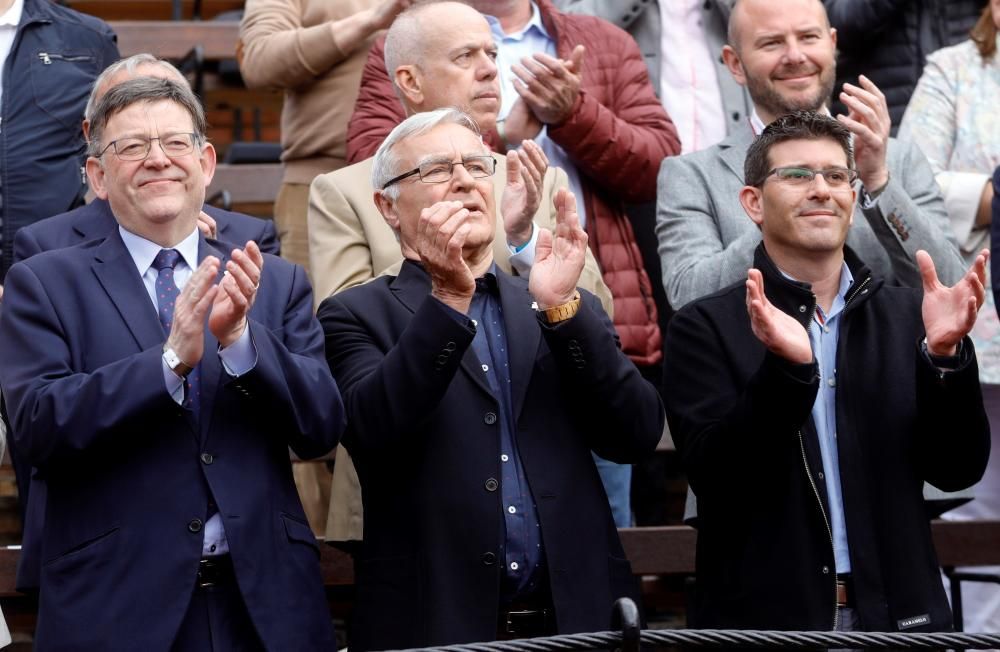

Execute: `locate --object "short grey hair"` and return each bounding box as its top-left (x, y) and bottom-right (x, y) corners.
top-left (88, 77), bottom-right (207, 158)
top-left (371, 108), bottom-right (483, 200)
top-left (85, 54), bottom-right (187, 126)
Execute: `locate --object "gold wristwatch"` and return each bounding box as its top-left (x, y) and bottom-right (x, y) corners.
top-left (539, 292), bottom-right (581, 324)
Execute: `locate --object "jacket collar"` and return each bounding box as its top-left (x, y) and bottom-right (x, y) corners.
top-left (751, 242), bottom-right (876, 329)
top-left (390, 259), bottom-right (542, 419)
top-left (717, 121), bottom-right (756, 180)
top-left (20, 0), bottom-right (53, 25)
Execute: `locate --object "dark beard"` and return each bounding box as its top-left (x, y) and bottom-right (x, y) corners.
top-left (745, 66), bottom-right (836, 119)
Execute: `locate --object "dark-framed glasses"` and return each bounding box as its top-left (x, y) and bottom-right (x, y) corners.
top-left (98, 132), bottom-right (198, 161)
top-left (381, 155), bottom-right (497, 190)
top-left (763, 166), bottom-right (859, 188)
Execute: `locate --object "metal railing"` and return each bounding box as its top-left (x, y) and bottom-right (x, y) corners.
top-left (391, 599), bottom-right (1000, 651)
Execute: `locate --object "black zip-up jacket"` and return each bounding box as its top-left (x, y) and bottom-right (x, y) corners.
top-left (662, 244), bottom-right (990, 632)
top-left (824, 0), bottom-right (982, 134)
top-left (0, 0), bottom-right (118, 280)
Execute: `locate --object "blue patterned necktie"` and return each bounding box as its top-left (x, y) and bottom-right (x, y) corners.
top-left (152, 249), bottom-right (200, 418)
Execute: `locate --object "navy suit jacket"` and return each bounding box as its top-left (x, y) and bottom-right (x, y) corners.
top-left (318, 261), bottom-right (663, 650)
top-left (0, 233), bottom-right (342, 650)
top-left (7, 198), bottom-right (279, 593)
top-left (13, 198), bottom-right (280, 263)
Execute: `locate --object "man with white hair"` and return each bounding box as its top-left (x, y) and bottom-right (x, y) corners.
top-left (319, 108), bottom-right (662, 649)
top-left (308, 0), bottom-right (613, 546)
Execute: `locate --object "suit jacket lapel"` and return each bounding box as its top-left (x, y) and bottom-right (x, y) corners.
top-left (391, 260), bottom-right (494, 399)
top-left (718, 122), bottom-right (755, 180)
top-left (497, 271), bottom-right (540, 422)
top-left (91, 232), bottom-right (164, 352)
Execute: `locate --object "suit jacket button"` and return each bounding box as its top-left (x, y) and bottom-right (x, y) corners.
top-left (481, 552), bottom-right (496, 565)
top-left (444, 341), bottom-right (457, 351)
top-left (484, 412), bottom-right (497, 425)
top-left (200, 453), bottom-right (214, 465)
top-left (188, 519), bottom-right (203, 533)
top-left (485, 478), bottom-right (499, 492)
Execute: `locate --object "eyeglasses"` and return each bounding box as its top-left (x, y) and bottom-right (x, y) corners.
top-left (98, 132), bottom-right (199, 161)
top-left (762, 166), bottom-right (859, 188)
top-left (381, 155), bottom-right (497, 190)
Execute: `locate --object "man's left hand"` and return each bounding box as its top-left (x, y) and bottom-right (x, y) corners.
top-left (501, 139), bottom-right (547, 247)
top-left (836, 75), bottom-right (890, 192)
top-left (512, 46), bottom-right (585, 125)
top-left (919, 248), bottom-right (988, 356)
top-left (529, 189), bottom-right (587, 309)
top-left (209, 241), bottom-right (264, 348)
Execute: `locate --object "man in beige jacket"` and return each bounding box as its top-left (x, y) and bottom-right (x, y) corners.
top-left (309, 1), bottom-right (613, 545)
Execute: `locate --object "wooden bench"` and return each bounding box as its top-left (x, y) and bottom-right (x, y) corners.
top-left (110, 20), bottom-right (240, 60)
top-left (68, 0), bottom-right (244, 21)
top-left (206, 163), bottom-right (283, 217)
top-left (1, 520), bottom-right (997, 633)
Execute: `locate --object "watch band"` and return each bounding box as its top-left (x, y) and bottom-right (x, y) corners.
top-left (163, 345), bottom-right (194, 377)
top-left (540, 292), bottom-right (581, 324)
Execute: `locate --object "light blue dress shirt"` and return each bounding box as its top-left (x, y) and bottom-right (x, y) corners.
top-left (803, 262), bottom-right (854, 573)
top-left (120, 225), bottom-right (258, 556)
top-left (484, 2), bottom-right (586, 222)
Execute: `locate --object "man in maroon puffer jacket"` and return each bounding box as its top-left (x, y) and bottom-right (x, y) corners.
top-left (347, 0), bottom-right (680, 373)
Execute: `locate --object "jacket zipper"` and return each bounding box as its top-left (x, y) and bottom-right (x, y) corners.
top-left (37, 52), bottom-right (93, 65)
top-left (798, 428), bottom-right (839, 631)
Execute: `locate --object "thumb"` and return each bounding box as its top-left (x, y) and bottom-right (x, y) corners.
top-left (535, 227), bottom-right (553, 260)
top-left (506, 150), bottom-right (520, 184)
top-left (916, 249), bottom-right (938, 292)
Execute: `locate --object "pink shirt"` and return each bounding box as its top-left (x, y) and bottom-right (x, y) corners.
top-left (658, 0), bottom-right (726, 154)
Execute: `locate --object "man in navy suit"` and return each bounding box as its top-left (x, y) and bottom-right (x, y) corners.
top-left (0, 77), bottom-right (341, 649)
top-left (319, 108), bottom-right (663, 649)
top-left (6, 55), bottom-right (281, 596)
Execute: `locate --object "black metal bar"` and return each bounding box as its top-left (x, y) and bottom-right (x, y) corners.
top-left (611, 598), bottom-right (640, 652)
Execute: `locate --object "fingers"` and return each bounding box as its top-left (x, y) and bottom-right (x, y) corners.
top-left (518, 139), bottom-right (548, 178)
top-left (525, 53), bottom-right (571, 81)
top-left (568, 45), bottom-right (585, 72)
top-left (197, 211), bottom-right (218, 239)
top-left (838, 77), bottom-right (889, 139)
top-left (534, 226), bottom-right (553, 262)
top-left (418, 201), bottom-right (471, 259)
top-left (916, 250), bottom-right (939, 293)
top-left (554, 189), bottom-right (580, 229)
top-left (506, 149), bottom-right (521, 185)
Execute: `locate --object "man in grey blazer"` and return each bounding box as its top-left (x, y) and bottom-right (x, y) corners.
top-left (656, 0), bottom-right (964, 310)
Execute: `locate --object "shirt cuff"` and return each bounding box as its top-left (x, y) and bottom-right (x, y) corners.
top-left (162, 358), bottom-right (186, 405)
top-left (508, 222), bottom-right (539, 277)
top-left (219, 325), bottom-right (258, 377)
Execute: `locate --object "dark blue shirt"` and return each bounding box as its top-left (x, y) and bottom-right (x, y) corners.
top-left (439, 267), bottom-right (545, 600)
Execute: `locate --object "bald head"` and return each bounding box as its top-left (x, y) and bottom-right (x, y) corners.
top-left (728, 0), bottom-right (831, 52)
top-left (384, 2), bottom-right (485, 88)
top-left (383, 1), bottom-right (501, 131)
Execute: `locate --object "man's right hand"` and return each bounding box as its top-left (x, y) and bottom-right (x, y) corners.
top-left (369, 0), bottom-right (412, 30)
top-left (418, 200), bottom-right (476, 314)
top-left (165, 257), bottom-right (221, 369)
top-left (745, 269), bottom-right (813, 365)
top-left (501, 139), bottom-right (547, 247)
